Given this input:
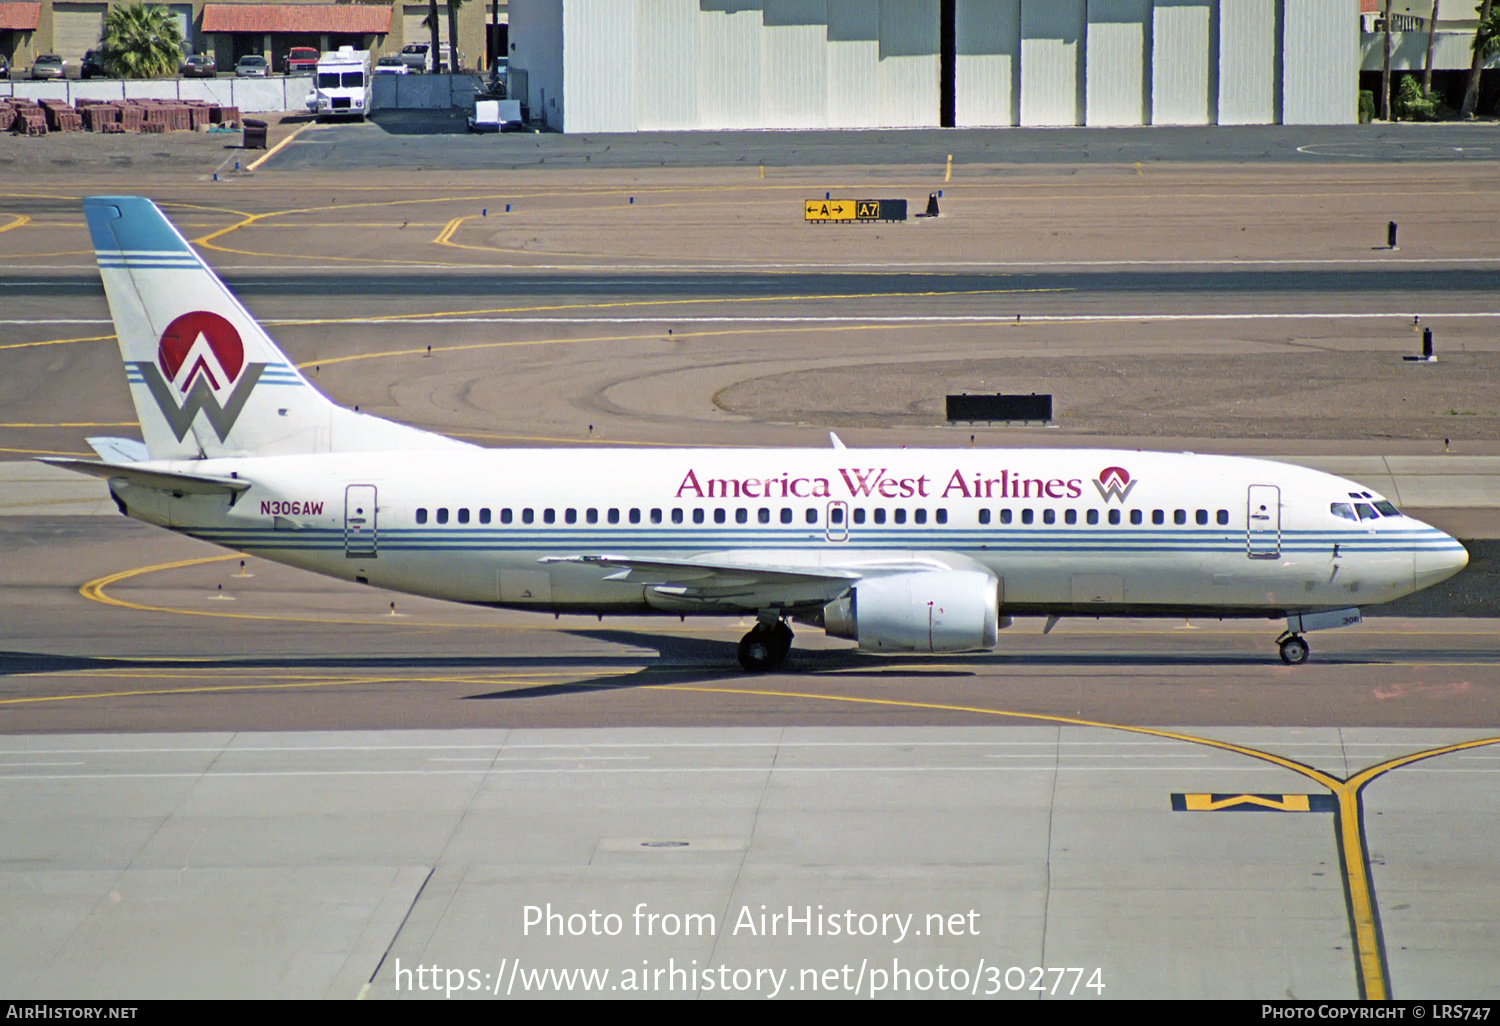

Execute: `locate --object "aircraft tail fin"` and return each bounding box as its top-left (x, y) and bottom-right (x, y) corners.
top-left (84, 196), bottom-right (468, 460)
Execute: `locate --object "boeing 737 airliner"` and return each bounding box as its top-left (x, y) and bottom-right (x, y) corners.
top-left (47, 197), bottom-right (1469, 670)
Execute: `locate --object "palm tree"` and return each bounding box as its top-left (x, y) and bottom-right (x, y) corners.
top-left (446, 0), bottom-right (465, 74)
top-left (98, 2), bottom-right (184, 79)
top-left (1460, 0), bottom-right (1499, 117)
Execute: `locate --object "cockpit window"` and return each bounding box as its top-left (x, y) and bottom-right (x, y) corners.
top-left (1355, 503), bottom-right (1379, 520)
top-left (1374, 500), bottom-right (1402, 517)
top-left (1330, 502), bottom-right (1355, 521)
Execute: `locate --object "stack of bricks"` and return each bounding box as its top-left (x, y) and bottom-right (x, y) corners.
top-left (80, 103), bottom-right (121, 132)
top-left (117, 104), bottom-right (145, 133)
top-left (40, 100), bottom-right (82, 132)
top-left (13, 107), bottom-right (48, 135)
top-left (0, 103), bottom-right (14, 131)
top-left (210, 105), bottom-right (240, 128)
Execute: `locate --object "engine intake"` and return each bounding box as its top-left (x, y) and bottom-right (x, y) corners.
top-left (823, 570), bottom-right (1002, 652)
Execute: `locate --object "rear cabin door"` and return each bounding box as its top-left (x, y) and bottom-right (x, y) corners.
top-left (1246, 484), bottom-right (1280, 559)
top-left (344, 484), bottom-right (378, 557)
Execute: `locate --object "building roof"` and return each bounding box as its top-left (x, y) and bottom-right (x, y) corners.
top-left (200, 4), bottom-right (392, 35)
top-left (0, 3), bottom-right (41, 31)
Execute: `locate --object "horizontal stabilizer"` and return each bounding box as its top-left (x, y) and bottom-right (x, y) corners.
top-left (86, 437), bottom-right (150, 464)
top-left (39, 457), bottom-right (251, 496)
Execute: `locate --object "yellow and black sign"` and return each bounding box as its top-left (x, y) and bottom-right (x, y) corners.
top-left (1171, 793), bottom-right (1338, 813)
top-left (805, 199), bottom-right (908, 223)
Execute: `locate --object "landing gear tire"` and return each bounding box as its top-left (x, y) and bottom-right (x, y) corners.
top-left (1278, 634), bottom-right (1310, 665)
top-left (738, 620), bottom-right (793, 673)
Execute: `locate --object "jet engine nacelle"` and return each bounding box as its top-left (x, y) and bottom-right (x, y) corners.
top-left (823, 570), bottom-right (1003, 652)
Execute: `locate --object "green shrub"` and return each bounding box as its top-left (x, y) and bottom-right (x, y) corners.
top-left (1392, 75), bottom-right (1448, 121)
top-left (1358, 89), bottom-right (1375, 123)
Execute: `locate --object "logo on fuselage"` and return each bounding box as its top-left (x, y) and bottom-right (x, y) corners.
top-left (130, 311), bottom-right (266, 442)
top-left (1093, 466), bottom-right (1137, 503)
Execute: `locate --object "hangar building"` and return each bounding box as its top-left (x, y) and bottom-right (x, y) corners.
top-left (507, 0), bottom-right (1360, 132)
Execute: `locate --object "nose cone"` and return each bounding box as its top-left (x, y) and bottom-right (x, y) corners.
top-left (1414, 533), bottom-right (1469, 591)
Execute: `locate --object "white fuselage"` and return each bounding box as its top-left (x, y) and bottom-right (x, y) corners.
top-left (110, 446), bottom-right (1466, 621)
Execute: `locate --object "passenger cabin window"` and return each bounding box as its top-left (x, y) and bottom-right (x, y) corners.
top-left (874, 509), bottom-right (886, 525)
top-left (1042, 509), bottom-right (1055, 525)
top-left (500, 508), bottom-right (512, 524)
top-left (1020, 509), bottom-right (1033, 525)
top-left (805, 509), bottom-right (818, 524)
top-left (415, 508), bottom-right (428, 524)
top-left (1108, 510), bottom-right (1120, 525)
top-left (692, 509), bottom-right (704, 524)
top-left (893, 509), bottom-right (906, 525)
top-left (759, 508), bottom-right (771, 524)
top-left (608, 508), bottom-right (620, 524)
top-left (1217, 509), bottom-right (1229, 525)
top-left (565, 508), bottom-right (577, 524)
top-left (650, 508), bottom-right (662, 524)
top-left (479, 508), bottom-right (491, 524)
top-left (458, 508), bottom-right (470, 524)
top-left (781, 508), bottom-right (793, 524)
top-left (587, 508), bottom-right (599, 524)
top-left (979, 509), bottom-right (991, 525)
top-left (736, 508), bottom-right (748, 524)
top-left (1195, 509), bottom-right (1208, 525)
top-left (1173, 510), bottom-right (1186, 526)
top-left (522, 508), bottom-right (534, 524)
top-left (543, 508), bottom-right (556, 524)
top-left (436, 508), bottom-right (449, 524)
top-left (672, 508), bottom-right (683, 524)
top-left (935, 509), bottom-right (947, 524)
top-left (714, 509), bottom-right (726, 524)
top-left (629, 508), bottom-right (641, 524)
top-left (999, 509), bottom-right (1012, 525)
top-left (854, 509), bottom-right (866, 525)
top-left (1064, 509), bottom-right (1077, 525)
top-left (914, 509), bottom-right (927, 525)
top-left (1130, 510), bottom-right (1143, 525)
top-left (1152, 510), bottom-right (1165, 525)
top-left (1087, 509), bottom-right (1099, 525)
top-left (830, 507), bottom-right (844, 525)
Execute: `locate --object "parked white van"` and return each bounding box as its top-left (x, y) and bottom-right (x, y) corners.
top-left (306, 47), bottom-right (371, 119)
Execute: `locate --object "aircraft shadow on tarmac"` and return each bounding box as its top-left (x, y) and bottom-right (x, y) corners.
top-left (461, 628), bottom-right (1282, 700)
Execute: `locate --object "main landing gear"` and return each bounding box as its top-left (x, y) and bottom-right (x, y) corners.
top-left (1277, 632), bottom-right (1310, 665)
top-left (738, 618), bottom-right (794, 673)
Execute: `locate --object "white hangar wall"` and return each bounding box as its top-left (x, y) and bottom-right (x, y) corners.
top-left (510, 0), bottom-right (1355, 133)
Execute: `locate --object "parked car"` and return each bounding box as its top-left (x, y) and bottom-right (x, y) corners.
top-left (30, 54), bottom-right (65, 80)
top-left (373, 55), bottom-right (408, 75)
top-left (0, 54), bottom-right (10, 80)
top-left (397, 42), bottom-right (439, 73)
top-left (181, 54), bottom-right (216, 78)
top-left (80, 50), bottom-right (105, 79)
top-left (283, 46), bottom-right (318, 75)
top-left (235, 54), bottom-right (269, 78)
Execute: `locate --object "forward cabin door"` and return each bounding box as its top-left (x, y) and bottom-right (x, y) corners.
top-left (825, 500), bottom-right (849, 542)
top-left (344, 484), bottom-right (378, 557)
top-left (1246, 484), bottom-right (1280, 559)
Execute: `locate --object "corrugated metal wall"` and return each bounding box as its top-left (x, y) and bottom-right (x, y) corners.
top-left (877, 0), bottom-right (939, 127)
top-left (827, 0), bottom-right (881, 128)
top-left (1282, 0), bottom-right (1355, 125)
top-left (1219, 0), bottom-right (1279, 124)
top-left (1086, 0), bottom-right (1151, 127)
top-left (1152, 0), bottom-right (1214, 125)
top-left (637, 0), bottom-right (699, 130)
top-left (762, 0), bottom-right (828, 128)
top-left (563, 0), bottom-right (636, 131)
top-left (530, 0), bottom-right (1355, 133)
top-left (1019, 0), bottom-right (1085, 126)
top-left (955, 0), bottom-right (1020, 127)
top-left (698, 0), bottom-right (764, 129)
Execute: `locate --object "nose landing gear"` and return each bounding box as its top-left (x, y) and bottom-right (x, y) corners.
top-left (738, 618), bottom-right (794, 673)
top-left (1277, 632), bottom-right (1310, 665)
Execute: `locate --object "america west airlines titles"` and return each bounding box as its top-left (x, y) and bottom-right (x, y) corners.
top-left (673, 466), bottom-right (1100, 502)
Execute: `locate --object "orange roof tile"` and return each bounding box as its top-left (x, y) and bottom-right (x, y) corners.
top-left (0, 3), bottom-right (41, 31)
top-left (200, 4), bottom-right (391, 35)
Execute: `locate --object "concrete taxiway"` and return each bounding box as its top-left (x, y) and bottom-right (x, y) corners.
top-left (0, 138), bottom-right (1497, 998)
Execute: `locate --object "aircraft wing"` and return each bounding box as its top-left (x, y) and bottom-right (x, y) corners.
top-left (542, 554), bottom-right (860, 602)
top-left (38, 458), bottom-right (251, 497)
